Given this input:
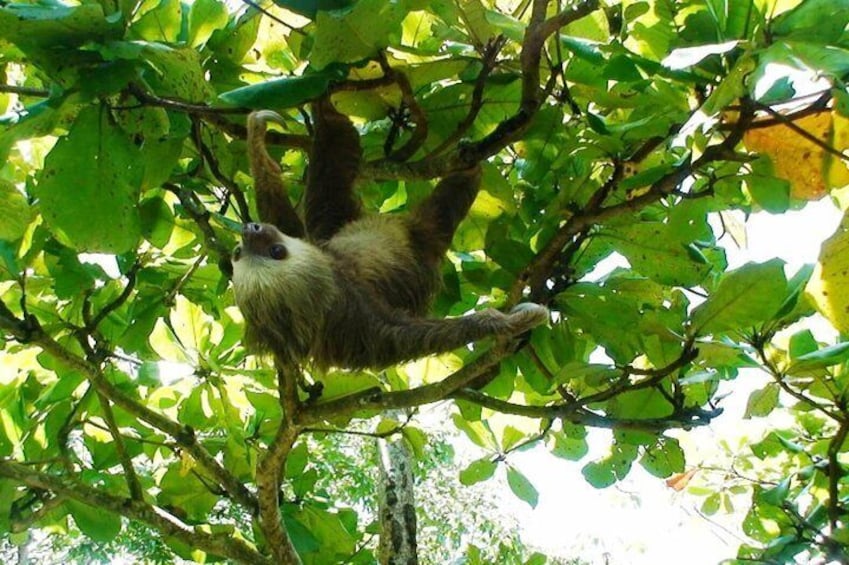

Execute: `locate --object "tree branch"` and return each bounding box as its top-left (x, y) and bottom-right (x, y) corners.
top-left (512, 102), bottom-right (753, 305)
top-left (88, 261), bottom-right (141, 331)
top-left (96, 392), bottom-right (144, 500)
top-left (458, 0), bottom-right (601, 165)
top-left (378, 54), bottom-right (429, 162)
top-left (826, 417), bottom-right (849, 531)
top-left (298, 347), bottom-right (507, 425)
top-left (424, 36), bottom-right (508, 160)
top-left (0, 84), bottom-right (49, 97)
top-left (255, 364), bottom-right (304, 564)
top-left (0, 301), bottom-right (259, 515)
top-left (454, 389), bottom-right (722, 431)
top-left (0, 459), bottom-right (268, 565)
top-left (449, 346), bottom-right (712, 432)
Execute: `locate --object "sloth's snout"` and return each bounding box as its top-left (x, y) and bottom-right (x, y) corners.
top-left (243, 222), bottom-right (263, 235)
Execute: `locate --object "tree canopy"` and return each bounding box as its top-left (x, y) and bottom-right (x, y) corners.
top-left (1, 0), bottom-right (849, 563)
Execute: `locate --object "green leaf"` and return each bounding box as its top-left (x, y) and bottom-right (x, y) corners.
top-left (506, 466), bottom-right (538, 508)
top-left (0, 181), bottom-right (32, 241)
top-left (759, 478), bottom-right (791, 507)
top-left (452, 413), bottom-right (496, 449)
top-left (500, 425), bottom-right (526, 452)
top-left (691, 260), bottom-right (787, 335)
top-left (139, 196), bottom-right (175, 249)
top-left (310, 0), bottom-right (408, 70)
top-left (287, 505), bottom-right (357, 558)
top-left (788, 329), bottom-right (818, 358)
top-left (218, 71), bottom-right (344, 108)
top-left (783, 42), bottom-right (849, 78)
top-left (744, 383), bottom-right (780, 419)
top-left (35, 106), bottom-right (143, 253)
top-left (158, 466), bottom-right (218, 521)
top-left (550, 428), bottom-right (588, 461)
top-left (0, 4), bottom-right (121, 49)
top-left (640, 438), bottom-right (685, 478)
top-left (458, 0), bottom-right (497, 44)
top-left (459, 458), bottom-right (497, 485)
top-left (602, 223), bottom-right (713, 286)
top-left (773, 0), bottom-right (849, 43)
top-left (272, 0), bottom-right (355, 19)
top-left (746, 174), bottom-right (790, 214)
top-left (285, 442), bottom-right (310, 478)
top-left (0, 96), bottom-right (82, 162)
top-left (701, 492), bottom-right (721, 515)
top-left (788, 341), bottom-right (849, 373)
top-left (772, 264), bottom-right (815, 323)
top-left (142, 45), bottom-right (212, 101)
top-left (67, 500), bottom-right (121, 543)
top-left (750, 432), bottom-right (788, 459)
top-left (582, 460), bottom-right (616, 488)
top-left (131, 0), bottom-right (183, 43)
top-left (703, 54), bottom-right (756, 115)
top-left (484, 9), bottom-right (524, 42)
top-left (556, 283), bottom-right (643, 364)
top-left (188, 0), bottom-right (229, 47)
top-left (402, 426), bottom-right (428, 458)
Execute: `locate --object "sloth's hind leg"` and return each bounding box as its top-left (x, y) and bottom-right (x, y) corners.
top-left (305, 97), bottom-right (363, 242)
top-left (407, 166), bottom-right (481, 267)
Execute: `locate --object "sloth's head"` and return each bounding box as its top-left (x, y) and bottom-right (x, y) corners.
top-left (232, 222), bottom-right (335, 308)
top-left (231, 223), bottom-right (336, 359)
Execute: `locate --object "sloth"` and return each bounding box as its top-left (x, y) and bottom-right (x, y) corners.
top-left (230, 97), bottom-right (549, 370)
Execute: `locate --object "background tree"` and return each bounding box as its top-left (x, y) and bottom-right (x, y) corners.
top-left (1, 0), bottom-right (848, 563)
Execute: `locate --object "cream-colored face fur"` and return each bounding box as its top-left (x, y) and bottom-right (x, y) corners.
top-left (233, 234), bottom-right (325, 293)
top-left (231, 224), bottom-right (338, 316)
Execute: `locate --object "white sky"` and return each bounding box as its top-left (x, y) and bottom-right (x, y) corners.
top-left (498, 199), bottom-right (844, 564)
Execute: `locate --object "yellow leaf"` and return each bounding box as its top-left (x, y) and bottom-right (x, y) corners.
top-left (180, 450), bottom-right (195, 476)
top-left (826, 112), bottom-right (849, 190)
top-left (665, 468), bottom-right (698, 492)
top-left (744, 112), bottom-right (837, 200)
top-left (806, 211), bottom-right (849, 333)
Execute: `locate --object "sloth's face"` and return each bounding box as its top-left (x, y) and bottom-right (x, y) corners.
top-left (232, 222), bottom-right (289, 263)
top-left (231, 223), bottom-right (329, 296)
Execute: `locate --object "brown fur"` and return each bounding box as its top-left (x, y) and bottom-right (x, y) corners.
top-left (231, 99), bottom-right (549, 370)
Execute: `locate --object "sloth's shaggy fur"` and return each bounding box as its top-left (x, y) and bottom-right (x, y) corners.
top-left (231, 100), bottom-right (548, 369)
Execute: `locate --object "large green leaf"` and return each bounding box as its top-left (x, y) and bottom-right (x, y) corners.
top-left (130, 0), bottom-right (183, 43)
top-left (690, 260), bottom-right (787, 336)
top-left (788, 342), bottom-right (849, 374)
top-left (34, 106), bottom-right (143, 253)
top-left (506, 465), bottom-right (538, 508)
top-left (640, 438), bottom-right (685, 478)
top-left (188, 0), bottom-right (229, 47)
top-left (0, 181), bottom-right (31, 241)
top-left (459, 457), bottom-right (497, 485)
top-left (67, 500), bottom-right (121, 544)
top-left (218, 70), bottom-right (344, 108)
top-left (601, 222), bottom-right (712, 286)
top-left (272, 0), bottom-right (355, 19)
top-left (550, 424), bottom-right (588, 461)
top-left (309, 0), bottom-right (409, 70)
top-left (772, 0), bottom-right (849, 43)
top-left (0, 4), bottom-right (121, 48)
top-left (744, 383), bottom-right (780, 418)
top-left (157, 466), bottom-right (219, 521)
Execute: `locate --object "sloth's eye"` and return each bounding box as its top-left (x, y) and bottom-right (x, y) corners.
top-left (269, 244), bottom-right (287, 260)
top-left (232, 246), bottom-right (242, 261)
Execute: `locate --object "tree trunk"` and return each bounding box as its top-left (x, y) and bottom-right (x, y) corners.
top-left (377, 432), bottom-right (418, 565)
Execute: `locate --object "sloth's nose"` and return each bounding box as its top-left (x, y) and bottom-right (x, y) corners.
top-left (243, 223), bottom-right (262, 235)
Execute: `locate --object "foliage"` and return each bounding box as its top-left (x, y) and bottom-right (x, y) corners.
top-left (1, 0), bottom-right (849, 563)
